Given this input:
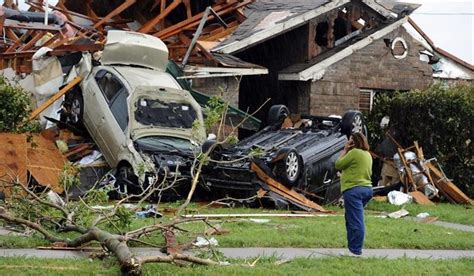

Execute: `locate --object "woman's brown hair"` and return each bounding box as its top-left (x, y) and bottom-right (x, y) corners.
top-left (351, 132), bottom-right (370, 151)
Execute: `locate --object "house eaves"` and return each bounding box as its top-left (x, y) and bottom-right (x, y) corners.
top-left (212, 0), bottom-right (350, 55)
top-left (212, 0), bottom-right (400, 55)
top-left (278, 16), bottom-right (409, 81)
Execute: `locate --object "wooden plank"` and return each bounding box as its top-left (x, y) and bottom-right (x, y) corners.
top-left (154, 0), bottom-right (242, 39)
top-left (27, 134), bottom-right (66, 193)
top-left (28, 76), bottom-right (82, 121)
top-left (409, 191), bottom-right (435, 205)
top-left (250, 162), bottom-right (327, 212)
top-left (93, 0), bottom-right (136, 29)
top-left (138, 0), bottom-right (182, 33)
top-left (427, 163), bottom-right (473, 205)
top-left (183, 0), bottom-right (192, 18)
top-left (0, 133), bottom-right (28, 197)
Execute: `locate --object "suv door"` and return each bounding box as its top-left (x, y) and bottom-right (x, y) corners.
top-left (83, 68), bottom-right (129, 166)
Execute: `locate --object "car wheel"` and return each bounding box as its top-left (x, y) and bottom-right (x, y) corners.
top-left (267, 105), bottom-right (289, 126)
top-left (276, 150), bottom-right (302, 186)
top-left (341, 110), bottom-right (367, 138)
top-left (65, 89), bottom-right (84, 128)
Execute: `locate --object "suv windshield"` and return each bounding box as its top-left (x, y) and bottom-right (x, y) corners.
top-left (135, 136), bottom-right (194, 152)
top-left (135, 97), bottom-right (197, 128)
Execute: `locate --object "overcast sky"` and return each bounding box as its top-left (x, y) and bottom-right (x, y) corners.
top-left (3, 0), bottom-right (473, 64)
top-left (406, 0), bottom-right (473, 64)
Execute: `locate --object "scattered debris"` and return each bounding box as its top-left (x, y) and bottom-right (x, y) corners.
top-left (0, 133), bottom-right (66, 196)
top-left (136, 205), bottom-right (162, 219)
top-left (193, 236), bottom-right (219, 248)
top-left (416, 212), bottom-right (430, 219)
top-left (427, 163), bottom-right (473, 205)
top-left (387, 191), bottom-right (413, 206)
top-left (410, 191), bottom-right (435, 206)
top-left (387, 209), bottom-right (409, 219)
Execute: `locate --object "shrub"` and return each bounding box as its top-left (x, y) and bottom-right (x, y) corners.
top-left (0, 76), bottom-right (40, 133)
top-left (366, 83), bottom-right (474, 197)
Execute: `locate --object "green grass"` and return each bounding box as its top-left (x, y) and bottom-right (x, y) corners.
top-left (365, 201), bottom-right (474, 225)
top-left (0, 256), bottom-right (473, 275)
top-left (2, 203), bottom-right (474, 250)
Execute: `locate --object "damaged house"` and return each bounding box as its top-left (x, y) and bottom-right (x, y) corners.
top-left (193, 0), bottom-right (474, 121)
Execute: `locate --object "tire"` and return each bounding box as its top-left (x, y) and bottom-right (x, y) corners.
top-left (275, 149), bottom-right (302, 186)
top-left (341, 110), bottom-right (367, 138)
top-left (64, 88), bottom-right (84, 129)
top-left (267, 105), bottom-right (289, 126)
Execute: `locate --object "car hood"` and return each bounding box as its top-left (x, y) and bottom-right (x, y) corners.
top-left (102, 30), bottom-right (168, 72)
top-left (129, 86), bottom-right (206, 143)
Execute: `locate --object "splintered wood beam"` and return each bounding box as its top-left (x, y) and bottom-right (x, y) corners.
top-left (155, 0), bottom-right (242, 39)
top-left (138, 0), bottom-right (182, 34)
top-left (183, 0), bottom-right (192, 18)
top-left (93, 0), bottom-right (136, 29)
top-left (19, 31), bottom-right (46, 51)
top-left (5, 30), bottom-right (34, 53)
top-left (5, 28), bottom-right (20, 43)
top-left (233, 8), bottom-right (247, 23)
top-left (0, 8), bottom-right (5, 35)
top-left (29, 77), bottom-right (83, 121)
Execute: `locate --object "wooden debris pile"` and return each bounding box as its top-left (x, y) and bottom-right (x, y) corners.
top-left (1, 0), bottom-right (256, 74)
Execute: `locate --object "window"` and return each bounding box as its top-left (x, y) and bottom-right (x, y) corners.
top-left (315, 21), bottom-right (329, 47)
top-left (95, 70), bottom-right (129, 131)
top-left (95, 70), bottom-right (125, 103)
top-left (359, 89), bottom-right (374, 112)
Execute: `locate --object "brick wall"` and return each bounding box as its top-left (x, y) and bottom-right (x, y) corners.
top-left (309, 26), bottom-right (433, 116)
top-left (190, 76), bottom-right (241, 107)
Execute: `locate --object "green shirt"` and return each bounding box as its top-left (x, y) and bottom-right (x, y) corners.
top-left (335, 148), bottom-right (372, 192)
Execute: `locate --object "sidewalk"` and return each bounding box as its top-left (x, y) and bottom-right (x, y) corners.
top-left (0, 247), bottom-right (473, 260)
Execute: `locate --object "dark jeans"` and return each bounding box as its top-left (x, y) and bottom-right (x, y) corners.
top-left (343, 186), bottom-right (373, 255)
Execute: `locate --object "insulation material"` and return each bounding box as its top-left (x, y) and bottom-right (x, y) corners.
top-left (32, 47), bottom-right (64, 128)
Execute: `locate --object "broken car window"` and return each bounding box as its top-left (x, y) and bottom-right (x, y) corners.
top-left (135, 98), bottom-right (197, 129)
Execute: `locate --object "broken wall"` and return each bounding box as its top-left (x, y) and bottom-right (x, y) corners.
top-left (308, 26), bottom-right (433, 116)
top-left (236, 24), bottom-right (309, 123)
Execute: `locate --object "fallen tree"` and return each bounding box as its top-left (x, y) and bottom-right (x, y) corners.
top-left (0, 96), bottom-right (264, 274)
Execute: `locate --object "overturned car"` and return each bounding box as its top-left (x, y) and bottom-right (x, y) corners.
top-left (62, 31), bottom-right (206, 195)
top-left (202, 105), bottom-right (367, 208)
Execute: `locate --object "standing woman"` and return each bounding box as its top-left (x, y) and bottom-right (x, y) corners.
top-left (335, 132), bottom-right (373, 256)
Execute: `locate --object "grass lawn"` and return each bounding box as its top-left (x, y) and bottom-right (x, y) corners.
top-left (1, 202), bottom-right (474, 250)
top-left (365, 201), bottom-right (474, 226)
top-left (0, 256), bottom-right (473, 275)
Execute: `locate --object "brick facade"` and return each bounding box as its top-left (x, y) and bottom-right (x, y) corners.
top-left (190, 76), bottom-right (241, 107)
top-left (308, 26), bottom-right (433, 116)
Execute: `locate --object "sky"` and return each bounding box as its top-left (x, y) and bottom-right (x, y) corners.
top-left (3, 0), bottom-right (474, 64)
top-left (404, 0), bottom-right (473, 64)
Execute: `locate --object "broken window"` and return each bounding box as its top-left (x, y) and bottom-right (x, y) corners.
top-left (334, 17), bottom-right (348, 41)
top-left (315, 21), bottom-right (329, 47)
top-left (135, 98), bottom-right (197, 129)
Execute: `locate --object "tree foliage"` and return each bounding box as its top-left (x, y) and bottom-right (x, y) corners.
top-left (366, 82), bottom-right (474, 197)
top-left (0, 76), bottom-right (40, 133)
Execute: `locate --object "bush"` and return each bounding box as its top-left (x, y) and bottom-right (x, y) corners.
top-left (0, 76), bottom-right (40, 133)
top-left (366, 83), bottom-right (474, 197)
